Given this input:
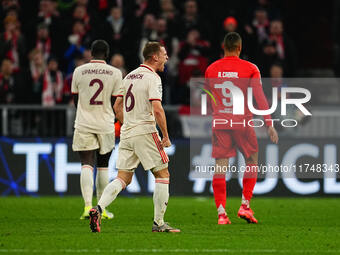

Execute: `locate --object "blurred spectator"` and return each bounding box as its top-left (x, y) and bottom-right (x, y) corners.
top-left (59, 0), bottom-right (98, 28)
top-left (156, 18), bottom-right (178, 57)
top-left (266, 62), bottom-right (286, 130)
top-left (220, 16), bottom-right (257, 60)
top-left (177, 0), bottom-right (209, 40)
top-left (139, 14), bottom-right (157, 62)
top-left (178, 29), bottom-right (210, 85)
top-left (29, 49), bottom-right (46, 104)
top-left (0, 16), bottom-right (27, 72)
top-left (155, 17), bottom-right (180, 76)
top-left (268, 19), bottom-right (297, 77)
top-left (110, 54), bottom-right (127, 77)
top-left (0, 0), bottom-right (20, 23)
top-left (1, 0), bottom-right (19, 11)
top-left (257, 38), bottom-right (279, 77)
top-left (104, 7), bottom-right (129, 55)
top-left (251, 8), bottom-right (269, 44)
top-left (34, 0), bottom-right (65, 58)
top-left (0, 58), bottom-right (16, 103)
top-left (135, 0), bottom-right (149, 18)
top-left (38, 0), bottom-right (60, 25)
top-left (82, 48), bottom-right (92, 62)
top-left (102, 6), bottom-right (140, 70)
top-left (159, 0), bottom-right (178, 36)
top-left (134, 0), bottom-right (159, 18)
top-left (217, 17), bottom-right (244, 59)
top-left (139, 15), bottom-right (179, 61)
top-left (0, 58), bottom-right (25, 103)
top-left (177, 29), bottom-right (210, 104)
top-left (263, 62), bottom-right (286, 100)
top-left (72, 4), bottom-right (91, 32)
top-left (42, 57), bottom-right (63, 106)
top-left (2, 6), bottom-right (20, 27)
top-left (224, 16), bottom-right (238, 33)
top-left (255, 0), bottom-right (280, 20)
top-left (34, 23), bottom-right (52, 61)
top-left (64, 21), bottom-right (91, 74)
top-left (141, 13), bottom-right (157, 40)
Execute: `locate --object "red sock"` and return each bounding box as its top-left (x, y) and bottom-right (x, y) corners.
top-left (242, 164), bottom-right (258, 202)
top-left (212, 174), bottom-right (226, 213)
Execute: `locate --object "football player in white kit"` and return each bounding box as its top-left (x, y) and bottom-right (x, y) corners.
top-left (71, 40), bottom-right (122, 220)
top-left (88, 42), bottom-right (180, 233)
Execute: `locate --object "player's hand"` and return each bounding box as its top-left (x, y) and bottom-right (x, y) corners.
top-left (161, 136), bottom-right (171, 148)
top-left (267, 126), bottom-right (278, 144)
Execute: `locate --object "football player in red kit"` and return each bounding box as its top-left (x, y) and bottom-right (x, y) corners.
top-left (205, 32), bottom-right (278, 224)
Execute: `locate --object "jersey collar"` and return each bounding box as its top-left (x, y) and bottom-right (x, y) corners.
top-left (140, 64), bottom-right (155, 73)
top-left (90, 60), bottom-right (106, 64)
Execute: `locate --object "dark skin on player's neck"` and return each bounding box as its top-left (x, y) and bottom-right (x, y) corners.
top-left (92, 54), bottom-right (106, 61)
top-left (72, 54), bottom-right (116, 109)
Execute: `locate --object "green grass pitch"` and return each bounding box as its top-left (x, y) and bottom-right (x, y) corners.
top-left (0, 196), bottom-right (339, 254)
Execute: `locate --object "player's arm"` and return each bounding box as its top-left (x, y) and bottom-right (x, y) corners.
top-left (71, 69), bottom-right (79, 108)
top-left (152, 100), bottom-right (171, 147)
top-left (251, 65), bottom-right (278, 144)
top-left (112, 70), bottom-right (124, 122)
top-left (73, 94), bottom-right (78, 108)
top-left (113, 96), bottom-right (124, 123)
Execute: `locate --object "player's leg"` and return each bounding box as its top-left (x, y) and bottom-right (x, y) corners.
top-left (96, 150), bottom-right (114, 219)
top-left (89, 170), bottom-right (133, 232)
top-left (72, 129), bottom-right (100, 219)
top-left (242, 151), bottom-right (258, 208)
top-left (213, 158), bottom-right (231, 225)
top-left (233, 127), bottom-right (259, 223)
top-left (78, 150), bottom-right (96, 219)
top-left (136, 133), bottom-right (179, 232)
top-left (211, 130), bottom-right (234, 224)
top-left (89, 137), bottom-right (138, 232)
top-left (152, 168), bottom-right (169, 227)
top-left (151, 167), bottom-right (180, 232)
top-left (97, 170), bottom-right (132, 211)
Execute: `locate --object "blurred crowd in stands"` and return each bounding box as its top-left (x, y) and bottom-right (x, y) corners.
top-left (0, 0), bottom-right (298, 106)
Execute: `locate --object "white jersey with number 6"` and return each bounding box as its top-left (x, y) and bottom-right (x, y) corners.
top-left (120, 64), bottom-right (162, 139)
top-left (71, 60), bottom-right (123, 134)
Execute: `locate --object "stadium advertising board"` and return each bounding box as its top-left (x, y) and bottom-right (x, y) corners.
top-left (0, 137), bottom-right (339, 196)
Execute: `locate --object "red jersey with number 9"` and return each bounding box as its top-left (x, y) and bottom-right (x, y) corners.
top-left (205, 56), bottom-right (271, 129)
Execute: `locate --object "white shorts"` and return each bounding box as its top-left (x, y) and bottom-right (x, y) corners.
top-left (116, 132), bottom-right (169, 172)
top-left (72, 129), bottom-right (115, 155)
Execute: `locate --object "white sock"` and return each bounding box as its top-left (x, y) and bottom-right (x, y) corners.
top-left (242, 194), bottom-right (250, 208)
top-left (153, 178), bottom-right (169, 226)
top-left (96, 167), bottom-right (109, 201)
top-left (217, 204), bottom-right (226, 215)
top-left (98, 178), bottom-right (126, 210)
top-left (80, 165), bottom-right (94, 207)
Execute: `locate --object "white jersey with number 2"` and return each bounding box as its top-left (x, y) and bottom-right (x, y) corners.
top-left (71, 60), bottom-right (123, 134)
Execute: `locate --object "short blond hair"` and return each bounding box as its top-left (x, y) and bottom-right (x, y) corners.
top-left (143, 42), bottom-right (163, 61)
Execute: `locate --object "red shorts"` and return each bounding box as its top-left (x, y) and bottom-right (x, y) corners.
top-left (212, 127), bottom-right (258, 159)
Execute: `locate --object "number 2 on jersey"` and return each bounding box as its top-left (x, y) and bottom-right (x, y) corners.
top-left (125, 84), bottom-right (135, 112)
top-left (89, 79), bottom-right (103, 105)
